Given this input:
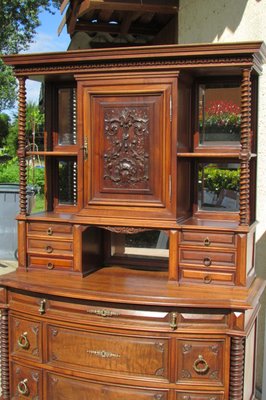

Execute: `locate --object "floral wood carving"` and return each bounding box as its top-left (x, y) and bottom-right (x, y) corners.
top-left (103, 107), bottom-right (150, 189)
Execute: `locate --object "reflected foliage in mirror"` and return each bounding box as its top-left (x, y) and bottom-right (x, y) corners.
top-left (198, 162), bottom-right (240, 212)
top-left (199, 82), bottom-right (241, 145)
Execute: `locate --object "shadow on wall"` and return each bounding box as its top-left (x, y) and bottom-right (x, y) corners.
top-left (179, 0), bottom-right (249, 43)
top-left (255, 230), bottom-right (266, 395)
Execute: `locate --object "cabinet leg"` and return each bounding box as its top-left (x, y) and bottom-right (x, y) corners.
top-left (230, 336), bottom-right (245, 400)
top-left (0, 309), bottom-right (9, 399)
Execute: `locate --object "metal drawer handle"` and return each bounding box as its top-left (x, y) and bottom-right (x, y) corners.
top-left (204, 237), bottom-right (211, 246)
top-left (193, 354), bottom-right (209, 374)
top-left (87, 350), bottom-right (121, 359)
top-left (39, 299), bottom-right (46, 315)
top-left (17, 378), bottom-right (29, 396)
top-left (47, 262), bottom-right (54, 270)
top-left (169, 312), bottom-right (177, 331)
top-left (88, 309), bottom-right (119, 318)
top-left (17, 332), bottom-right (30, 350)
top-left (203, 275), bottom-right (212, 284)
top-left (203, 257), bottom-right (212, 267)
top-left (46, 245), bottom-right (53, 254)
top-left (47, 227), bottom-right (53, 236)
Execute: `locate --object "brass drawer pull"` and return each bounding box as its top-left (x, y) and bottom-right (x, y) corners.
top-left (47, 262), bottom-right (54, 270)
top-left (17, 332), bottom-right (30, 350)
top-left (169, 312), bottom-right (177, 330)
top-left (47, 227), bottom-right (53, 236)
top-left (17, 378), bottom-right (29, 396)
top-left (46, 245), bottom-right (53, 254)
top-left (204, 237), bottom-right (211, 246)
top-left (203, 275), bottom-right (212, 284)
top-left (39, 299), bottom-right (46, 315)
top-left (203, 257), bottom-right (212, 267)
top-left (193, 354), bottom-right (209, 374)
top-left (88, 309), bottom-right (119, 318)
top-left (87, 350), bottom-right (121, 359)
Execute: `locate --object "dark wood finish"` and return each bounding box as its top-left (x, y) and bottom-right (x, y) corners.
top-left (1, 42), bottom-right (266, 399)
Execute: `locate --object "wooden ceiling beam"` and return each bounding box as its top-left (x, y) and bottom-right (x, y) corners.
top-left (77, 0), bottom-right (178, 19)
top-left (120, 11), bottom-right (142, 34)
top-left (67, 0), bottom-right (83, 35)
top-left (75, 20), bottom-right (158, 35)
top-left (98, 9), bottom-right (114, 22)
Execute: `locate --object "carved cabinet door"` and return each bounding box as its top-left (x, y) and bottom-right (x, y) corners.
top-left (80, 75), bottom-right (177, 219)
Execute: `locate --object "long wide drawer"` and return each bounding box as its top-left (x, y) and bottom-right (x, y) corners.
top-left (27, 221), bottom-right (73, 238)
top-left (46, 324), bottom-right (170, 381)
top-left (46, 372), bottom-right (169, 400)
top-left (180, 230), bottom-right (235, 248)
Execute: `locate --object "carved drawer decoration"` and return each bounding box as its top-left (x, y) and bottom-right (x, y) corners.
top-left (11, 362), bottom-right (42, 400)
top-left (10, 316), bottom-right (42, 362)
top-left (47, 372), bottom-right (168, 400)
top-left (47, 324), bottom-right (169, 381)
top-left (176, 392), bottom-right (224, 400)
top-left (176, 337), bottom-right (227, 386)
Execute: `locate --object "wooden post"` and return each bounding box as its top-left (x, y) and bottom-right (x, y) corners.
top-left (18, 76), bottom-right (28, 216)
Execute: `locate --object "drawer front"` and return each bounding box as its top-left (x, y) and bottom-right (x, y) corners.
top-left (47, 325), bottom-right (169, 381)
top-left (28, 238), bottom-right (73, 256)
top-left (180, 269), bottom-right (235, 285)
top-left (180, 231), bottom-right (235, 248)
top-left (28, 255), bottom-right (73, 271)
top-left (27, 221), bottom-right (73, 238)
top-left (46, 373), bottom-right (168, 400)
top-left (176, 392), bottom-right (224, 400)
top-left (10, 315), bottom-right (42, 362)
top-left (8, 292), bottom-right (172, 331)
top-left (176, 337), bottom-right (226, 386)
top-left (179, 249), bottom-right (236, 268)
top-left (11, 361), bottom-right (42, 400)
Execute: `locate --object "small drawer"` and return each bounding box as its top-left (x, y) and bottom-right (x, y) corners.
top-left (180, 230), bottom-right (235, 248)
top-left (180, 269), bottom-right (235, 285)
top-left (28, 256), bottom-right (73, 271)
top-left (179, 249), bottom-right (236, 268)
top-left (27, 221), bottom-right (73, 238)
top-left (11, 361), bottom-right (42, 399)
top-left (176, 392), bottom-right (224, 399)
top-left (27, 238), bottom-right (73, 256)
top-left (46, 372), bottom-right (169, 400)
top-left (176, 337), bottom-right (227, 386)
top-left (47, 324), bottom-right (170, 381)
top-left (10, 315), bottom-right (42, 362)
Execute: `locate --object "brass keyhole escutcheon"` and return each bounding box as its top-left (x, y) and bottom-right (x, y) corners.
top-left (39, 299), bottom-right (46, 315)
top-left (47, 227), bottom-right (53, 236)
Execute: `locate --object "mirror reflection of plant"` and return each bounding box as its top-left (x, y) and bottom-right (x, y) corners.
top-left (199, 165), bottom-right (240, 196)
top-left (200, 100), bottom-right (241, 131)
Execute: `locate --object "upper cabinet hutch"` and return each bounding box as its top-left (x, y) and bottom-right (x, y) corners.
top-left (1, 41), bottom-right (266, 400)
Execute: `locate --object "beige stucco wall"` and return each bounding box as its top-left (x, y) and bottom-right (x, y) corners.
top-left (178, 0), bottom-right (266, 395)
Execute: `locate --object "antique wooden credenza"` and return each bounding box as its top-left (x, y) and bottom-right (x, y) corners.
top-left (1, 41), bottom-right (266, 399)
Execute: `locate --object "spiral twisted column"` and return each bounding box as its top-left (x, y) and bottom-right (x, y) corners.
top-left (229, 336), bottom-right (245, 399)
top-left (0, 309), bottom-right (9, 399)
top-left (18, 77), bottom-right (28, 216)
top-left (239, 69), bottom-right (252, 226)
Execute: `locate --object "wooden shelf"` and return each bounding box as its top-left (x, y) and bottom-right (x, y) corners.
top-left (177, 152), bottom-right (257, 158)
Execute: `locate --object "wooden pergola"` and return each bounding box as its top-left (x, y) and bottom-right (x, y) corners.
top-left (59, 0), bottom-right (179, 46)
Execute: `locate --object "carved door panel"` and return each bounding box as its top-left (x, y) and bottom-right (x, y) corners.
top-left (82, 76), bottom-right (177, 219)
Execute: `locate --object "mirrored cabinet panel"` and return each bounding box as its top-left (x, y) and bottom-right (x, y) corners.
top-left (197, 162), bottom-right (240, 212)
top-left (56, 157), bottom-right (78, 207)
top-left (198, 80), bottom-right (241, 147)
top-left (57, 87), bottom-right (77, 146)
